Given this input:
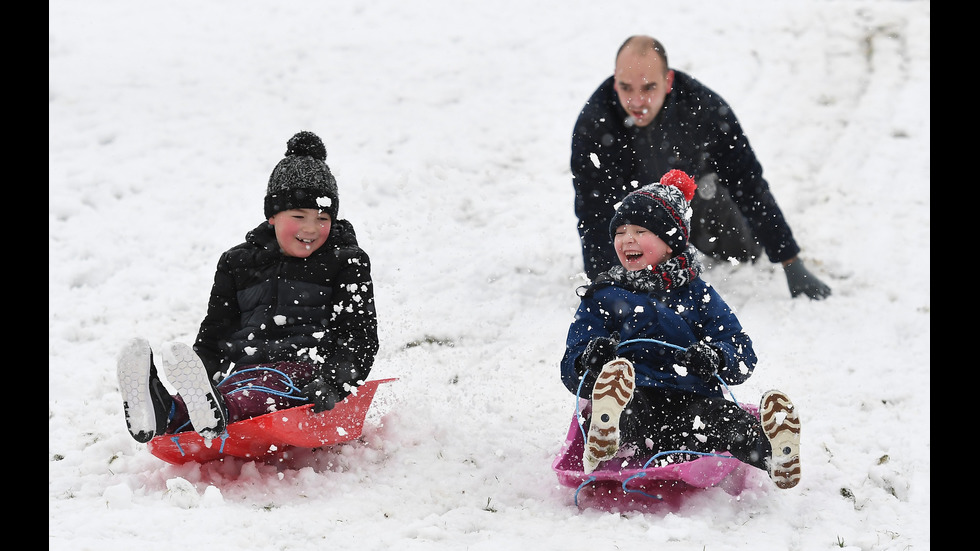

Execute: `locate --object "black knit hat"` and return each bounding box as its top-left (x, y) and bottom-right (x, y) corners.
top-left (609, 169), bottom-right (698, 254)
top-left (264, 131), bottom-right (339, 219)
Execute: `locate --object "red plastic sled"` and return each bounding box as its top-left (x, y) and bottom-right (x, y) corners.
top-left (147, 378), bottom-right (396, 465)
top-left (552, 402), bottom-right (760, 509)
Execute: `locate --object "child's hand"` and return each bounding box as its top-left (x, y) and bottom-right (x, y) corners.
top-left (300, 378), bottom-right (342, 413)
top-left (677, 342), bottom-right (722, 380)
top-left (578, 335), bottom-right (620, 375)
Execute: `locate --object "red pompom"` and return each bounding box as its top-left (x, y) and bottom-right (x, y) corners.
top-left (660, 169), bottom-right (697, 202)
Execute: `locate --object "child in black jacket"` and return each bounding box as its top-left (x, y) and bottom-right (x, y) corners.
top-left (117, 131), bottom-right (379, 444)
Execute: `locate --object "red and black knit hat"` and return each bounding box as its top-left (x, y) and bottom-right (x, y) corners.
top-left (609, 169), bottom-right (698, 254)
top-left (264, 131), bottom-right (339, 220)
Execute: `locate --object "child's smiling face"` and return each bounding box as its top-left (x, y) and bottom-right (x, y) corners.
top-left (613, 224), bottom-right (673, 270)
top-left (268, 208), bottom-right (331, 258)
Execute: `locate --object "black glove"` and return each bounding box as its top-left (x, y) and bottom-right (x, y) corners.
top-left (676, 342), bottom-right (723, 380)
top-left (322, 357), bottom-right (359, 387)
top-left (300, 377), bottom-right (343, 413)
top-left (784, 258), bottom-right (831, 300)
top-left (577, 335), bottom-right (620, 377)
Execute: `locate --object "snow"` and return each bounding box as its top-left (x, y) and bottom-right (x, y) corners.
top-left (49, 1), bottom-right (930, 550)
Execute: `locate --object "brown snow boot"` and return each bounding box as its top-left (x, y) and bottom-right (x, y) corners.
top-left (583, 358), bottom-right (635, 474)
top-left (760, 390), bottom-right (802, 489)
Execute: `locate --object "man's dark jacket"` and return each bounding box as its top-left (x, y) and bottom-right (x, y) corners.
top-left (571, 70), bottom-right (800, 279)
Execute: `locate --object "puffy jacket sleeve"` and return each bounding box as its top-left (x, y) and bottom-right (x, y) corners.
top-left (689, 283), bottom-right (757, 385)
top-left (698, 92), bottom-right (800, 263)
top-left (317, 245), bottom-right (380, 399)
top-left (193, 251), bottom-right (241, 380)
top-left (559, 293), bottom-right (613, 395)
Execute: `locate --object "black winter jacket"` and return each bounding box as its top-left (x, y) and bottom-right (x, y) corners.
top-left (571, 71), bottom-right (801, 279)
top-left (193, 219), bottom-right (379, 400)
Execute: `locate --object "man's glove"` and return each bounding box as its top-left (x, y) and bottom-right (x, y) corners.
top-left (676, 341), bottom-right (723, 380)
top-left (577, 335), bottom-right (620, 376)
top-left (784, 258), bottom-right (831, 300)
top-left (300, 377), bottom-right (343, 413)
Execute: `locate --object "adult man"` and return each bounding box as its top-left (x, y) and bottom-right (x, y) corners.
top-left (571, 35), bottom-right (831, 299)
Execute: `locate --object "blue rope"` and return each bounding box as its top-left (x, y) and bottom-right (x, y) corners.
top-left (620, 449), bottom-right (740, 500)
top-left (572, 336), bottom-right (738, 431)
top-left (715, 374), bottom-right (740, 408)
top-left (617, 337), bottom-right (686, 352)
top-left (163, 366), bottom-right (304, 454)
top-left (617, 337), bottom-right (740, 406)
top-left (225, 384), bottom-right (304, 399)
top-left (574, 374), bottom-right (589, 442)
top-left (574, 476), bottom-right (597, 508)
top-left (169, 426), bottom-right (230, 455)
top-left (170, 436), bottom-right (184, 456)
top-left (218, 366), bottom-right (308, 400)
top-left (570, 336), bottom-right (744, 506)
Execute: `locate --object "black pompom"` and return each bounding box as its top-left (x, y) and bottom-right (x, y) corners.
top-left (285, 131), bottom-right (326, 161)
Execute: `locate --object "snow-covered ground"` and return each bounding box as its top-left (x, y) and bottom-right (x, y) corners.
top-left (49, 1), bottom-right (930, 549)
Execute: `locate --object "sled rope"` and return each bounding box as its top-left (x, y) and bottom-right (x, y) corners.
top-left (169, 430), bottom-right (230, 455)
top-left (167, 367), bottom-right (310, 454)
top-left (616, 338), bottom-right (741, 407)
top-left (571, 337), bottom-right (744, 506)
top-left (573, 476), bottom-right (598, 508)
top-left (617, 337), bottom-right (685, 351)
top-left (219, 366), bottom-right (308, 400)
top-left (573, 337), bottom-right (742, 436)
top-left (619, 449), bottom-right (740, 502)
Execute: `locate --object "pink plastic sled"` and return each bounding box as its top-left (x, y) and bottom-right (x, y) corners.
top-left (147, 378), bottom-right (396, 465)
top-left (552, 402), bottom-right (760, 510)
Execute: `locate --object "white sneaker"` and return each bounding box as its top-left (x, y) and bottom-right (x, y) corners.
top-left (117, 338), bottom-right (161, 443)
top-left (583, 358), bottom-right (635, 474)
top-left (161, 342), bottom-right (227, 443)
top-left (760, 390), bottom-right (802, 489)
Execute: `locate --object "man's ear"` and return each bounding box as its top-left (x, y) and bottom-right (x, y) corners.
top-left (665, 69), bottom-right (675, 94)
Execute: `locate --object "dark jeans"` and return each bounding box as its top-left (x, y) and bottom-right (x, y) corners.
top-left (587, 386), bottom-right (771, 471)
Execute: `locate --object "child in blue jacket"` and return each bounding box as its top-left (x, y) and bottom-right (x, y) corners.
top-left (560, 169), bottom-right (801, 489)
top-left (116, 131), bottom-right (379, 445)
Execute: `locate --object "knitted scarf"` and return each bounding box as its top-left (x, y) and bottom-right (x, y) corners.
top-left (590, 249), bottom-right (703, 295)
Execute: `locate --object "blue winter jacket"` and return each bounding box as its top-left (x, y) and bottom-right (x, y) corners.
top-left (560, 276), bottom-right (757, 398)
